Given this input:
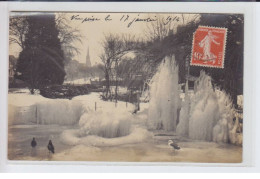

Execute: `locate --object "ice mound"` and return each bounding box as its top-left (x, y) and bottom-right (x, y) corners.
top-left (78, 110), bottom-right (131, 138)
top-left (148, 55), bottom-right (181, 131)
top-left (60, 99), bottom-right (152, 147)
top-left (80, 127), bottom-right (152, 147)
top-left (60, 129), bottom-right (81, 146)
top-left (60, 127), bottom-right (152, 147)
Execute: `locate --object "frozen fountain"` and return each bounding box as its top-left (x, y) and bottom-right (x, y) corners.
top-left (78, 111), bottom-right (131, 138)
top-left (176, 81), bottom-right (190, 136)
top-left (188, 71), bottom-right (219, 141)
top-left (148, 55), bottom-right (181, 131)
top-left (60, 104), bottom-right (152, 147)
top-left (184, 71), bottom-right (242, 145)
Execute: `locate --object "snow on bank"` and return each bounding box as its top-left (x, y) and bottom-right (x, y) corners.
top-left (9, 89), bottom-right (49, 107)
top-left (8, 89), bottom-right (83, 125)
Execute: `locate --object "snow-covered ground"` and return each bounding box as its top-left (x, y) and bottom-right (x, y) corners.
top-left (9, 88), bottom-right (49, 106)
top-left (8, 88), bottom-right (242, 162)
top-left (64, 78), bottom-right (91, 85)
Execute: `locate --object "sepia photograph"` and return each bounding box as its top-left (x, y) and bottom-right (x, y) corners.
top-left (8, 11), bottom-right (243, 162)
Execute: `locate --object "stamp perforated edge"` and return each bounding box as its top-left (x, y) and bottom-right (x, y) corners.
top-left (190, 25), bottom-right (228, 69)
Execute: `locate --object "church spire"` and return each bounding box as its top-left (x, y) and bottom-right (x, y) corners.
top-left (86, 47), bottom-right (91, 67)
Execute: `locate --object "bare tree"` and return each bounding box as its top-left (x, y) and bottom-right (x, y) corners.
top-left (9, 15), bottom-right (28, 50)
top-left (56, 13), bottom-right (83, 62)
top-left (145, 14), bottom-right (200, 42)
top-left (181, 14), bottom-right (200, 25)
top-left (100, 34), bottom-right (137, 101)
top-left (145, 15), bottom-right (175, 42)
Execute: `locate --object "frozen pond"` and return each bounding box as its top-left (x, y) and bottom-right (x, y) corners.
top-left (8, 124), bottom-right (242, 163)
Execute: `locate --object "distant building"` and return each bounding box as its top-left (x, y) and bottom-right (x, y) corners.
top-left (86, 47), bottom-right (91, 67)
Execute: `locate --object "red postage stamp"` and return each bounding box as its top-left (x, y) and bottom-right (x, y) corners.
top-left (191, 26), bottom-right (227, 68)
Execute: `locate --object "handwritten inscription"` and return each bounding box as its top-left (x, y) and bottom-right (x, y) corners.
top-left (71, 15), bottom-right (101, 23)
top-left (70, 14), bottom-right (180, 28)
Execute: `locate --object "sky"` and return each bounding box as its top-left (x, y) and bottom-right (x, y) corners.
top-left (9, 12), bottom-right (199, 65)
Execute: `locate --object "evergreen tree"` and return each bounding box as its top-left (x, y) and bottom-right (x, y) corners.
top-left (16, 13), bottom-right (65, 94)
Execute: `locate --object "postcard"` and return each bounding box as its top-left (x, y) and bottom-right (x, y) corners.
top-left (8, 11), bottom-right (243, 163)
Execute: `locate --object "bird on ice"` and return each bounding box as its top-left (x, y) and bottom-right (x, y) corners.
top-left (47, 140), bottom-right (55, 154)
top-left (168, 140), bottom-right (180, 151)
top-left (31, 137), bottom-right (37, 148)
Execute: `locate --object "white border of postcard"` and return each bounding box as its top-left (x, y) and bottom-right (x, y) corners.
top-left (0, 1), bottom-right (259, 173)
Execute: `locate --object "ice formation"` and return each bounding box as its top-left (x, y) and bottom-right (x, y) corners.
top-left (59, 92), bottom-right (152, 146)
top-left (78, 110), bottom-right (131, 138)
top-left (188, 71), bottom-right (242, 145)
top-left (9, 105), bottom-right (37, 125)
top-left (176, 82), bottom-right (190, 136)
top-left (148, 55), bottom-right (181, 131)
top-left (8, 98), bottom-right (83, 125)
top-left (8, 91), bottom-right (50, 125)
top-left (188, 71), bottom-right (219, 141)
top-left (9, 68), bottom-right (242, 147)
top-left (60, 127), bottom-right (152, 147)
top-left (212, 89), bottom-right (243, 145)
top-left (36, 100), bottom-right (83, 125)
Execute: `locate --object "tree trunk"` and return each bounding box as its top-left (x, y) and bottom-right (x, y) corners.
top-left (115, 59), bottom-right (118, 103)
top-left (105, 68), bottom-right (110, 99)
